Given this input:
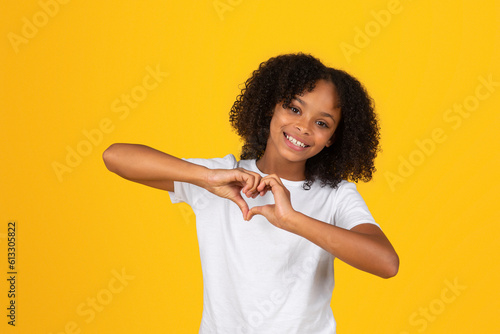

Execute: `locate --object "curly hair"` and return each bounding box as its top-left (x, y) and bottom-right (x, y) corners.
top-left (229, 52), bottom-right (380, 189)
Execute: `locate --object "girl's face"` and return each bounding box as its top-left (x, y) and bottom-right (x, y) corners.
top-left (265, 79), bottom-right (342, 165)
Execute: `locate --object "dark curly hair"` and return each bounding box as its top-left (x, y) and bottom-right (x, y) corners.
top-left (229, 52), bottom-right (380, 189)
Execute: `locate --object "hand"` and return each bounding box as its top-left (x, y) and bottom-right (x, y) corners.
top-left (247, 174), bottom-right (297, 229)
top-left (205, 168), bottom-right (264, 220)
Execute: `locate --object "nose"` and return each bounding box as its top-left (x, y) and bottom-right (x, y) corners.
top-left (295, 118), bottom-right (311, 135)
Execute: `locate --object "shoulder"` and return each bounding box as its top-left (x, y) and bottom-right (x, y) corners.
top-left (329, 180), bottom-right (378, 228)
top-left (235, 158), bottom-right (257, 172)
top-left (335, 179), bottom-right (359, 192)
top-left (183, 154), bottom-right (238, 170)
top-left (331, 180), bottom-right (365, 200)
top-left (309, 179), bottom-right (353, 194)
top-left (307, 180), bottom-right (363, 205)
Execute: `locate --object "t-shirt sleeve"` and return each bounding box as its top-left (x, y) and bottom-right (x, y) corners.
top-left (333, 181), bottom-right (380, 230)
top-left (167, 154), bottom-right (237, 208)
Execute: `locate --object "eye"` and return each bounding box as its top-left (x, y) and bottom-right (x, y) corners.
top-left (316, 120), bottom-right (329, 128)
top-left (290, 106), bottom-right (300, 114)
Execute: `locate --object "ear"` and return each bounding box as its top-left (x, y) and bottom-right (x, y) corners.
top-left (325, 134), bottom-right (335, 148)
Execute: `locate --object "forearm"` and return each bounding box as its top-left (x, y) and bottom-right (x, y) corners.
top-left (102, 143), bottom-right (209, 190)
top-left (286, 212), bottom-right (399, 278)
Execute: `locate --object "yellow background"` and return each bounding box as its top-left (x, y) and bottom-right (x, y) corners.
top-left (1, 0), bottom-right (499, 333)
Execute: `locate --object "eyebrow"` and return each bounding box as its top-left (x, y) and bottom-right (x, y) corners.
top-left (293, 97), bottom-right (338, 122)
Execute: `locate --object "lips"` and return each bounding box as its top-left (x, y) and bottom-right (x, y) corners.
top-left (283, 132), bottom-right (310, 148)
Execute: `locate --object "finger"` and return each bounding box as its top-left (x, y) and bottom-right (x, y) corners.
top-left (248, 171), bottom-right (262, 195)
top-left (247, 205), bottom-right (263, 221)
top-left (257, 176), bottom-right (280, 193)
top-left (258, 184), bottom-right (270, 197)
top-left (266, 174), bottom-right (285, 187)
top-left (256, 179), bottom-right (267, 193)
top-left (258, 177), bottom-right (292, 203)
top-left (239, 173), bottom-right (254, 196)
top-left (240, 170), bottom-right (260, 197)
top-left (237, 170), bottom-right (258, 197)
top-left (247, 204), bottom-right (276, 221)
top-left (230, 193), bottom-right (249, 219)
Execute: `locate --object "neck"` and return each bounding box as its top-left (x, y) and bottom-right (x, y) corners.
top-left (256, 152), bottom-right (306, 181)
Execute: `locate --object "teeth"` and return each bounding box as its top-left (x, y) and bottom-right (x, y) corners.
top-left (286, 134), bottom-right (307, 148)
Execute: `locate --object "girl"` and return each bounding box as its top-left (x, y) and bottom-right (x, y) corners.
top-left (103, 53), bottom-right (399, 333)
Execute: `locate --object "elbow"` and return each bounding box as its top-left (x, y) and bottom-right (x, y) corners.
top-left (380, 252), bottom-right (399, 279)
top-left (102, 143), bottom-right (121, 173)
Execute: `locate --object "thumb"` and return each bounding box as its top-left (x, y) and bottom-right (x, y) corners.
top-left (247, 205), bottom-right (267, 221)
top-left (230, 194), bottom-right (249, 220)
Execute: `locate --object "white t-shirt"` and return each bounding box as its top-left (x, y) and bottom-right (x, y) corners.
top-left (168, 154), bottom-right (379, 334)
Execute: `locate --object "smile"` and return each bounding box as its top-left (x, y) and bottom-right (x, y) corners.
top-left (284, 132), bottom-right (309, 148)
